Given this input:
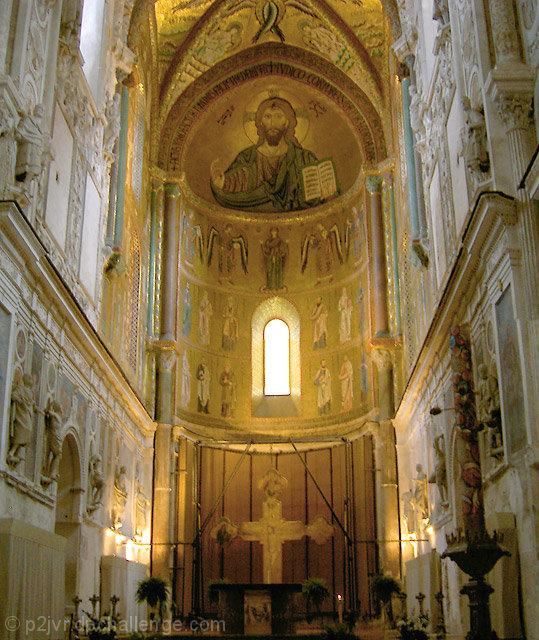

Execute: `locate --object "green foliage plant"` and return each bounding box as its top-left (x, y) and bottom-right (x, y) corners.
top-left (135, 577), bottom-right (169, 623)
top-left (370, 574), bottom-right (401, 626)
top-left (302, 577), bottom-right (331, 622)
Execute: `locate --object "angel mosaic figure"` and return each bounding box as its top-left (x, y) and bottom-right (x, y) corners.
top-left (202, 224), bottom-right (248, 284)
top-left (301, 222), bottom-right (348, 283)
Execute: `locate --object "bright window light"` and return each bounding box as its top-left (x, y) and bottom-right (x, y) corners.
top-left (264, 319), bottom-right (290, 395)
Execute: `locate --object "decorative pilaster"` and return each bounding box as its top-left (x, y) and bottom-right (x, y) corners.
top-left (161, 182), bottom-right (180, 341)
top-left (366, 175), bottom-right (390, 338)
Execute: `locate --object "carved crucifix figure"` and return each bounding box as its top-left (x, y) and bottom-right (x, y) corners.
top-left (211, 468), bottom-right (334, 583)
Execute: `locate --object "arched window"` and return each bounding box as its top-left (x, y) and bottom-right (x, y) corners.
top-left (80, 0), bottom-right (106, 98)
top-left (252, 297), bottom-right (300, 417)
top-left (264, 319), bottom-right (290, 395)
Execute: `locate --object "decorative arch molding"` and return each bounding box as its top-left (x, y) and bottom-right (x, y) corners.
top-left (251, 297), bottom-right (301, 417)
top-left (158, 43), bottom-right (387, 170)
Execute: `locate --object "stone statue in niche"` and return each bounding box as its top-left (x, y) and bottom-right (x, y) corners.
top-left (460, 97), bottom-right (490, 181)
top-left (411, 464), bottom-right (429, 521)
top-left (428, 435), bottom-right (448, 505)
top-left (15, 104), bottom-right (45, 183)
top-left (261, 227), bottom-right (287, 291)
top-left (476, 363), bottom-right (503, 457)
top-left (112, 464), bottom-right (128, 529)
top-left (7, 374), bottom-right (36, 468)
top-left (314, 359), bottom-right (332, 415)
top-left (42, 398), bottom-right (63, 484)
top-left (87, 454), bottom-right (105, 514)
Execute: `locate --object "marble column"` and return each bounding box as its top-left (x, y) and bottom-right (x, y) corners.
top-left (366, 175), bottom-right (390, 338)
top-left (151, 182), bottom-right (180, 582)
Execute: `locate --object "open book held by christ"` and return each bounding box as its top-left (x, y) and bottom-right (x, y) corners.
top-left (302, 159), bottom-right (338, 202)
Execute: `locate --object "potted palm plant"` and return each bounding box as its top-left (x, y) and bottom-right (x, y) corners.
top-left (371, 574), bottom-right (401, 627)
top-left (135, 577), bottom-right (169, 628)
top-left (302, 577), bottom-right (331, 624)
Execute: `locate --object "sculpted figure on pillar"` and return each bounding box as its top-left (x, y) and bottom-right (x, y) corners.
top-left (476, 363), bottom-right (503, 456)
top-left (460, 97), bottom-right (490, 181)
top-left (112, 464), bottom-right (128, 529)
top-left (428, 435), bottom-right (448, 505)
top-left (42, 398), bottom-right (63, 482)
top-left (7, 374), bottom-right (36, 468)
top-left (88, 454), bottom-right (105, 514)
top-left (411, 463), bottom-right (429, 521)
top-left (15, 104), bottom-right (45, 184)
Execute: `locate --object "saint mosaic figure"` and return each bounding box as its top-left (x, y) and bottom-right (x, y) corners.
top-left (219, 363), bottom-right (237, 418)
top-left (261, 226), bottom-right (287, 290)
top-left (210, 97), bottom-right (335, 212)
top-left (197, 359), bottom-right (211, 413)
top-left (7, 374), bottom-right (35, 467)
top-left (311, 296), bottom-right (328, 349)
top-left (314, 359), bottom-right (332, 415)
top-left (338, 354), bottom-right (353, 412)
top-left (338, 287), bottom-right (353, 343)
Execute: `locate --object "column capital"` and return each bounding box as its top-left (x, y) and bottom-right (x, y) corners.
top-left (486, 68), bottom-right (535, 131)
top-left (370, 347), bottom-right (393, 371)
top-left (365, 175), bottom-right (383, 193)
top-left (164, 182), bottom-right (181, 197)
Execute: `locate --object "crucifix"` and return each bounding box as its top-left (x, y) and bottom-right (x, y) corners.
top-left (211, 468), bottom-right (334, 583)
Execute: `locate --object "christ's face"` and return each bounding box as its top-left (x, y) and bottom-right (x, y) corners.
top-left (261, 107), bottom-right (288, 146)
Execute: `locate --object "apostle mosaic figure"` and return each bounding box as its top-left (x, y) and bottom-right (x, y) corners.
top-left (180, 352), bottom-right (191, 409)
top-left (198, 291), bottom-right (213, 345)
top-left (222, 296), bottom-right (239, 351)
top-left (210, 97), bottom-right (334, 212)
top-left (182, 283), bottom-right (193, 337)
top-left (311, 296), bottom-right (328, 349)
top-left (219, 363), bottom-right (237, 418)
top-left (338, 355), bottom-right (354, 412)
top-left (314, 359), bottom-right (332, 415)
top-left (7, 374), bottom-right (35, 467)
top-left (197, 359), bottom-right (211, 413)
top-left (338, 287), bottom-right (353, 343)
